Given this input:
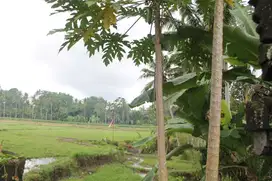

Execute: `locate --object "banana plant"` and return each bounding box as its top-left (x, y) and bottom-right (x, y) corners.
top-left (160, 2), bottom-right (259, 69)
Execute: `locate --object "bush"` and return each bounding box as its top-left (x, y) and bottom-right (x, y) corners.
top-left (24, 158), bottom-right (76, 181)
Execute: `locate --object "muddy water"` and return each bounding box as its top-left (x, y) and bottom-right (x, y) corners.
top-left (23, 158), bottom-right (56, 174)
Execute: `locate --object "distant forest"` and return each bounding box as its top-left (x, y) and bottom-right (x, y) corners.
top-left (0, 87), bottom-right (156, 125)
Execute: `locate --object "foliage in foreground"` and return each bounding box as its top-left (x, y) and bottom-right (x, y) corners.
top-left (128, 4), bottom-right (272, 177)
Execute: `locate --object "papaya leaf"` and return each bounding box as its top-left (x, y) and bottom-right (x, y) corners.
top-left (45, 0), bottom-right (150, 66)
top-left (102, 4), bottom-right (117, 30)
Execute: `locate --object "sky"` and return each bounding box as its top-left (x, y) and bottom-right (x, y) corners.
top-left (0, 0), bottom-right (153, 103)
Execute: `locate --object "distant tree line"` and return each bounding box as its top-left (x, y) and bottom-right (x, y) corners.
top-left (0, 87), bottom-right (155, 125)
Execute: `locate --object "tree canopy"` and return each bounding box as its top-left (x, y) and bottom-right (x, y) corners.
top-left (0, 87), bottom-right (155, 125)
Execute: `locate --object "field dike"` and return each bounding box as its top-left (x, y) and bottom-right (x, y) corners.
top-left (0, 157), bottom-right (26, 181)
top-left (23, 151), bottom-right (124, 181)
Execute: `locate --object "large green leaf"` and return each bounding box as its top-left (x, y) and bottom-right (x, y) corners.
top-left (132, 136), bottom-right (155, 148)
top-left (161, 19), bottom-right (259, 67)
top-left (224, 57), bottom-right (247, 66)
top-left (129, 73), bottom-right (199, 108)
top-left (221, 99), bottom-right (232, 126)
top-left (129, 89), bottom-right (154, 108)
top-left (166, 122), bottom-right (194, 135)
top-left (221, 129), bottom-right (241, 139)
top-left (229, 2), bottom-right (258, 37)
top-left (164, 90), bottom-right (186, 110)
top-left (187, 85), bottom-right (209, 120)
top-left (130, 67), bottom-right (255, 108)
top-left (223, 67), bottom-right (254, 81)
top-left (223, 25), bottom-right (259, 67)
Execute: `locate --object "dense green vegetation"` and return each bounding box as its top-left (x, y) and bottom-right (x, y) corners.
top-left (0, 88), bottom-right (156, 124)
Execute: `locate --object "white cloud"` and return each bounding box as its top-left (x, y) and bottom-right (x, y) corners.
top-left (0, 0), bottom-right (151, 102)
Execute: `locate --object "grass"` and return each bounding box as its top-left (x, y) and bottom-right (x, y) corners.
top-left (62, 163), bottom-right (142, 181)
top-left (0, 120), bottom-right (202, 181)
top-left (0, 117), bottom-right (155, 129)
top-left (0, 120), bottom-right (150, 158)
top-left (140, 154), bottom-right (201, 173)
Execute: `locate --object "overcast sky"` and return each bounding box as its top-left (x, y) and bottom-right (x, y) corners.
top-left (0, 0), bottom-right (153, 102)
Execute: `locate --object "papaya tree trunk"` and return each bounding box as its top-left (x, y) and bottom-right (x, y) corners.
top-left (154, 0), bottom-right (168, 180)
top-left (205, 0), bottom-right (224, 180)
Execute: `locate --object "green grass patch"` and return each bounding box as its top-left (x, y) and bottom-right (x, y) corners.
top-left (0, 120), bottom-right (150, 158)
top-left (62, 163), bottom-right (142, 181)
top-left (141, 154), bottom-right (157, 166)
top-left (140, 154), bottom-right (201, 172)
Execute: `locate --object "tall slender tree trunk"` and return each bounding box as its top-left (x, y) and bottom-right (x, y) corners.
top-left (205, 0), bottom-right (224, 180)
top-left (3, 102), bottom-right (5, 117)
top-left (32, 106), bottom-right (35, 119)
top-left (154, 1), bottom-right (168, 180)
top-left (51, 102), bottom-right (53, 120)
top-left (40, 107), bottom-right (43, 120)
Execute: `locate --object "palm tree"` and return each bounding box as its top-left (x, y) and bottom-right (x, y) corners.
top-left (139, 56), bottom-right (173, 92)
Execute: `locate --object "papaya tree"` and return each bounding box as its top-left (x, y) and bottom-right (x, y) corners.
top-left (45, 0), bottom-right (254, 180)
top-left (45, 0), bottom-right (173, 179)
